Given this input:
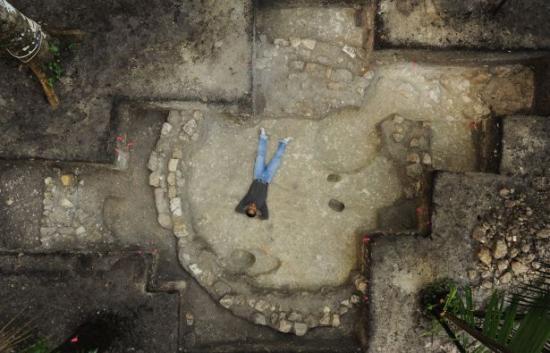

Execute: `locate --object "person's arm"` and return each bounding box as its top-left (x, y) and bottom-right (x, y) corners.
top-left (236, 196), bottom-right (249, 214)
top-left (259, 203), bottom-right (269, 220)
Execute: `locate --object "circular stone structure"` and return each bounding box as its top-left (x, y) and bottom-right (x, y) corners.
top-left (148, 103), bottom-right (401, 335)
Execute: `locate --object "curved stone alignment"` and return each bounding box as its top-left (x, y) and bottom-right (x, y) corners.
top-left (149, 104), bottom-right (372, 334)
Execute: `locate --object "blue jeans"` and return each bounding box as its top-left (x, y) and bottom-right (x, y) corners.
top-left (254, 134), bottom-right (288, 183)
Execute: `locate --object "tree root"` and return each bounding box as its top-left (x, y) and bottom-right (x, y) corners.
top-left (28, 60), bottom-right (60, 110)
top-left (45, 28), bottom-right (86, 40)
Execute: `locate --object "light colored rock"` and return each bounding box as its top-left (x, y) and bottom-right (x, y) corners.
top-left (350, 294), bottom-right (361, 305)
top-left (422, 153), bottom-right (432, 165)
top-left (274, 38), bottom-right (290, 47)
top-left (342, 45), bottom-right (356, 58)
top-left (44, 177), bottom-right (53, 185)
top-left (149, 172), bottom-right (161, 187)
top-left (253, 312), bottom-right (267, 325)
top-left (60, 174), bottom-right (75, 187)
top-left (278, 319), bottom-right (293, 333)
top-left (173, 217), bottom-right (188, 238)
top-left (189, 263), bottom-right (203, 276)
top-left (60, 198), bottom-right (74, 209)
top-left (331, 314), bottom-right (341, 327)
top-left (499, 188), bottom-right (511, 198)
top-left (319, 312), bottom-right (331, 326)
top-left (193, 110), bottom-right (204, 120)
top-left (185, 312), bottom-right (194, 326)
top-left (393, 115), bottom-right (405, 124)
top-left (511, 261), bottom-right (528, 275)
top-left (220, 295), bottom-right (234, 309)
top-left (288, 311), bottom-right (302, 322)
top-left (500, 272), bottom-right (512, 284)
top-left (406, 153), bottom-right (420, 163)
top-left (183, 119), bottom-right (198, 136)
top-left (536, 228), bottom-right (550, 239)
top-left (493, 240), bottom-right (508, 259)
top-left (289, 37), bottom-right (301, 48)
top-left (392, 132), bottom-right (404, 142)
top-left (75, 226), bottom-right (86, 236)
top-left (301, 39), bottom-right (316, 50)
top-left (157, 213), bottom-right (172, 229)
top-left (147, 152), bottom-right (159, 171)
top-left (154, 188), bottom-right (169, 214)
top-left (477, 248), bottom-right (492, 267)
top-left (168, 110), bottom-right (183, 125)
top-left (172, 149), bottom-right (183, 159)
top-left (170, 197), bottom-right (183, 217)
top-left (168, 186), bottom-right (177, 199)
top-left (356, 280), bottom-right (367, 294)
top-left (167, 173), bottom-right (176, 186)
top-left (161, 122), bottom-right (173, 135)
top-left (294, 322), bottom-right (308, 336)
top-left (168, 158), bottom-right (179, 172)
top-left (497, 259), bottom-right (509, 273)
top-left (213, 281), bottom-right (232, 297)
top-left (340, 299), bottom-right (352, 308)
top-left (254, 299), bottom-right (270, 313)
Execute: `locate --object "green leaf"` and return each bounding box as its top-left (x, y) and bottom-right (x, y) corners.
top-left (483, 291), bottom-right (502, 339)
top-left (472, 345), bottom-right (488, 353)
top-left (22, 340), bottom-right (50, 353)
top-left (508, 294), bottom-right (550, 353)
top-left (465, 286), bottom-right (475, 327)
top-left (498, 297), bottom-right (518, 345)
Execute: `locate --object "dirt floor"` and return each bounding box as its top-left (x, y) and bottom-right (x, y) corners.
top-left (0, 0), bottom-right (549, 352)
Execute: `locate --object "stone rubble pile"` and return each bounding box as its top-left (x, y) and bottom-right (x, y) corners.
top-left (471, 186), bottom-right (549, 289)
top-left (255, 34), bottom-right (373, 118)
top-left (40, 171), bottom-right (111, 248)
top-left (379, 114), bottom-right (432, 200)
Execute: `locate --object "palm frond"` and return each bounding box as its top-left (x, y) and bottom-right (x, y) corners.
top-left (423, 262), bottom-right (550, 353)
top-left (508, 294), bottom-right (550, 353)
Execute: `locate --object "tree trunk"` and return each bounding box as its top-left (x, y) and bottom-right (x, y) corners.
top-left (0, 0), bottom-right (49, 63)
top-left (0, 0), bottom-right (59, 108)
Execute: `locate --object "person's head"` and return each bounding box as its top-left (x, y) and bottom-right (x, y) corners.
top-left (245, 203), bottom-right (257, 218)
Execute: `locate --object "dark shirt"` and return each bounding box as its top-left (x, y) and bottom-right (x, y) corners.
top-left (236, 179), bottom-right (269, 219)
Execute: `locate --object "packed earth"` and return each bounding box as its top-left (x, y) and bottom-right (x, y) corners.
top-left (0, 0), bottom-right (549, 352)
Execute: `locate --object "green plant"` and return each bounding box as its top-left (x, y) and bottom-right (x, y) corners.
top-left (422, 267), bottom-right (550, 353)
top-left (22, 339), bottom-right (50, 353)
top-left (46, 42), bottom-right (64, 87)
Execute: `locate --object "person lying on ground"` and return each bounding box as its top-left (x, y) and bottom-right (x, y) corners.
top-left (235, 127), bottom-right (291, 220)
